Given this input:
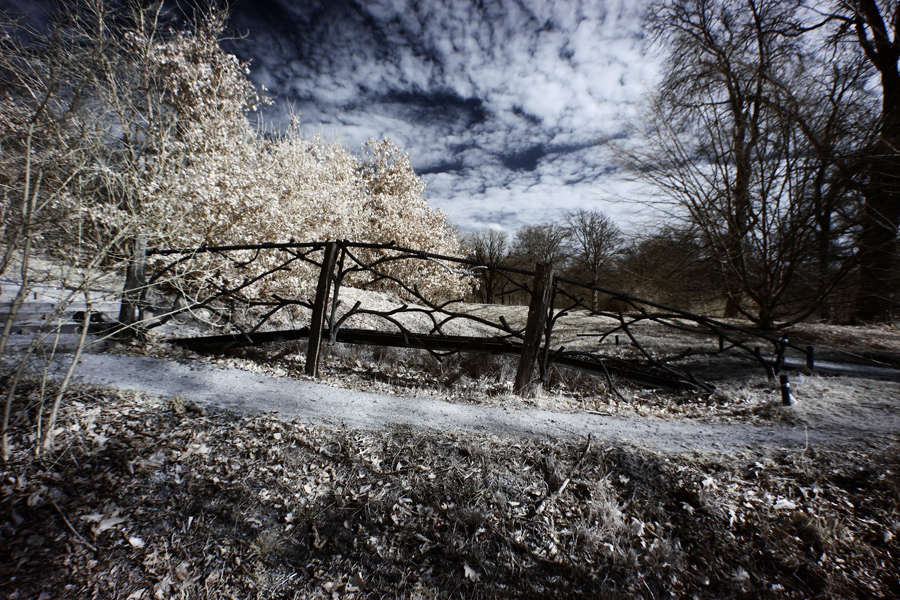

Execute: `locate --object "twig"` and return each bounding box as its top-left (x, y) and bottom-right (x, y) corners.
top-left (500, 532), bottom-right (564, 567)
top-left (40, 292), bottom-right (92, 455)
top-left (585, 409), bottom-right (612, 416)
top-left (532, 434), bottom-right (593, 516)
top-left (597, 359), bottom-right (629, 403)
top-left (52, 501), bottom-right (97, 552)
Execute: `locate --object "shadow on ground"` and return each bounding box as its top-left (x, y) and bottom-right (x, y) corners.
top-left (2, 384), bottom-right (898, 599)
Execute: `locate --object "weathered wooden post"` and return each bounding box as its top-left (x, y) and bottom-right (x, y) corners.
top-left (328, 245), bottom-right (348, 345)
top-left (539, 279), bottom-right (559, 383)
top-left (514, 262), bottom-right (554, 395)
top-left (117, 236), bottom-right (147, 332)
top-left (305, 241), bottom-right (340, 377)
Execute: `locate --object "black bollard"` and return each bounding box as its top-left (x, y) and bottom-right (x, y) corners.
top-left (779, 374), bottom-right (794, 406)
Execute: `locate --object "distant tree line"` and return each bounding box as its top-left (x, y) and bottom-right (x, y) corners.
top-left (462, 210), bottom-right (721, 316)
top-left (463, 210), bottom-right (621, 310)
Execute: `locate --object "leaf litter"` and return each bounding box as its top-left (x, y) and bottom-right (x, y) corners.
top-left (1, 383), bottom-right (898, 599)
top-left (5, 284), bottom-right (900, 597)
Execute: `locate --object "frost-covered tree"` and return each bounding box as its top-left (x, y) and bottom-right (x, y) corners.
top-left (1, 0), bottom-right (467, 302)
top-left (1, 0), bottom-right (470, 457)
top-left (564, 209), bottom-right (622, 309)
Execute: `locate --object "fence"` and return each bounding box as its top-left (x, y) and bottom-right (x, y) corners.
top-left (119, 239), bottom-right (815, 396)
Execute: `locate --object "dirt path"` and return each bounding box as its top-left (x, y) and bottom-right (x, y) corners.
top-left (55, 352), bottom-right (893, 456)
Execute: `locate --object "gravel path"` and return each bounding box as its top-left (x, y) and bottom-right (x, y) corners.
top-left (57, 352), bottom-right (878, 456)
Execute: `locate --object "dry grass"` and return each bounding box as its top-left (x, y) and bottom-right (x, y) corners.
top-left (2, 383), bottom-right (898, 599)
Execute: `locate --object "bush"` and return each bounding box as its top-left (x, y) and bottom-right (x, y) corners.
top-left (1, 1), bottom-right (469, 302)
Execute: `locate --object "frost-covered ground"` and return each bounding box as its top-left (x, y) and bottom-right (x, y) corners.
top-left (4, 265), bottom-right (900, 599)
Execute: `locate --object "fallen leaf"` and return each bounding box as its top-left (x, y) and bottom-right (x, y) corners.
top-left (153, 575), bottom-right (172, 599)
top-left (81, 513), bottom-right (105, 523)
top-left (348, 573), bottom-right (365, 590)
top-left (128, 536), bottom-right (145, 548)
top-left (98, 516), bottom-right (127, 533)
top-left (175, 561), bottom-right (192, 582)
top-left (463, 563), bottom-right (480, 582)
top-left (774, 498), bottom-right (797, 510)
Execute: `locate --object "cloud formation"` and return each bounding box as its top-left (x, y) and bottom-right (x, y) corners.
top-left (13, 0), bottom-right (659, 232)
top-left (223, 0), bottom-right (661, 232)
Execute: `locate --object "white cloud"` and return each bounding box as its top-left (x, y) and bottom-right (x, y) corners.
top-left (227, 0), bottom-right (660, 233)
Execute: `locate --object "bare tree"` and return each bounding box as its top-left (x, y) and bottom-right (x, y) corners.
top-left (0, 1), bottom-right (250, 459)
top-left (563, 209), bottom-right (622, 309)
top-left (511, 223), bottom-right (570, 271)
top-left (825, 0), bottom-right (900, 320)
top-left (463, 229), bottom-right (509, 304)
top-left (0, 2), bottom-right (148, 459)
top-left (617, 226), bottom-right (721, 310)
top-left (629, 0), bottom-right (865, 328)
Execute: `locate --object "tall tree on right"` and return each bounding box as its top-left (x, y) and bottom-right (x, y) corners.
top-left (629, 0), bottom-right (868, 328)
top-left (829, 1), bottom-right (900, 320)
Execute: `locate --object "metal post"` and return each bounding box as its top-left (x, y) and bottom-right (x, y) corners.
top-left (779, 374), bottom-right (794, 406)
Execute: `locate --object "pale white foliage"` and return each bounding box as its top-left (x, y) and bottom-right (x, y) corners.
top-left (113, 8), bottom-right (470, 300)
top-left (0, 2), bottom-right (469, 300)
top-left (164, 131), bottom-right (471, 300)
top-left (352, 139), bottom-right (470, 299)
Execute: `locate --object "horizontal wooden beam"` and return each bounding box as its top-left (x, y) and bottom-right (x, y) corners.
top-left (170, 327), bottom-right (694, 390)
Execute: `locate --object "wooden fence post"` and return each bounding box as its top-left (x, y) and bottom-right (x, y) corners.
top-left (305, 241), bottom-right (340, 377)
top-left (539, 279), bottom-right (559, 382)
top-left (118, 236), bottom-right (147, 332)
top-left (514, 262), bottom-right (554, 395)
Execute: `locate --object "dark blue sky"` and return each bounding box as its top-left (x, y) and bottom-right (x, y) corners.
top-left (223, 0), bottom-right (658, 231)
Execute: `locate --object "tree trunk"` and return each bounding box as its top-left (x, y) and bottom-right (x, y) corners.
top-left (856, 115), bottom-right (900, 320)
top-left (852, 0), bottom-right (900, 321)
